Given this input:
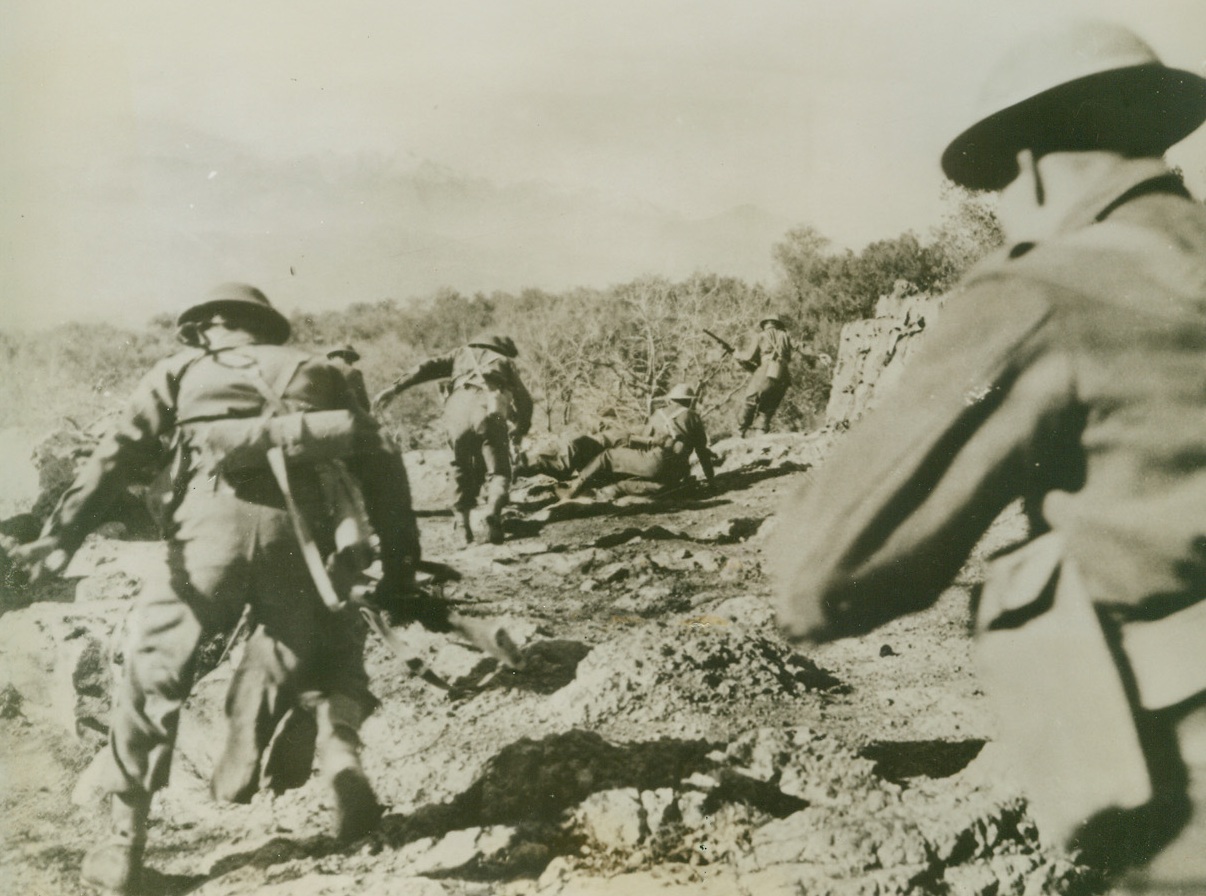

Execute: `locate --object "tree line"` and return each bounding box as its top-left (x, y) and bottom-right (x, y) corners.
top-left (0, 187), bottom-right (1003, 444)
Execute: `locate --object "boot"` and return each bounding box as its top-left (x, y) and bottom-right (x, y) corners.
top-left (453, 509), bottom-right (474, 545)
top-left (484, 515), bottom-right (505, 545)
top-left (80, 792), bottom-right (149, 894)
top-left (316, 695), bottom-right (381, 842)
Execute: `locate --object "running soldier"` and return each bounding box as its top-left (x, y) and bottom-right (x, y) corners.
top-left (13, 283), bottom-right (421, 893)
top-left (373, 333), bottom-right (532, 545)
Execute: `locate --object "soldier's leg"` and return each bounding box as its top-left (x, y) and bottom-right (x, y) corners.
top-left (479, 412), bottom-right (512, 544)
top-left (444, 392), bottom-right (485, 542)
top-left (83, 493), bottom-right (249, 892)
top-left (212, 495), bottom-right (332, 804)
top-left (567, 447), bottom-right (663, 498)
top-left (754, 379), bottom-right (788, 433)
top-left (738, 390), bottom-right (759, 436)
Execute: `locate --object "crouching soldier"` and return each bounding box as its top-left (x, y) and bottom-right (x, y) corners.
top-left (13, 283), bottom-right (421, 893)
top-left (373, 333), bottom-right (532, 545)
top-left (564, 384), bottom-right (716, 499)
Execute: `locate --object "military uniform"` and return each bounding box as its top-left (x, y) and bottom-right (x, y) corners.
top-left (735, 320), bottom-right (794, 435)
top-left (377, 336), bottom-right (532, 543)
top-left (31, 285), bottom-right (421, 892)
top-left (326, 345), bottom-right (371, 411)
top-left (772, 25), bottom-right (1206, 888)
top-left (568, 390), bottom-right (715, 498)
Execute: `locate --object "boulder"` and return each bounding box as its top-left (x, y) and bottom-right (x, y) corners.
top-left (826, 287), bottom-right (947, 428)
top-left (0, 602), bottom-right (123, 738)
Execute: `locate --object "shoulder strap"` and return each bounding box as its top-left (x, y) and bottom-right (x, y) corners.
top-left (241, 355), bottom-right (346, 610)
top-left (242, 356), bottom-right (306, 417)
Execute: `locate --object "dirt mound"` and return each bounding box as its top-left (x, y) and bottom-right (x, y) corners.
top-left (541, 621), bottom-right (842, 734)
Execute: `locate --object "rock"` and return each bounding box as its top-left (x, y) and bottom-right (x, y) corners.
top-left (576, 788), bottom-right (645, 850)
top-left (594, 562), bottom-right (631, 584)
top-left (826, 289), bottom-right (946, 428)
top-left (66, 537), bottom-right (169, 603)
top-left (398, 826), bottom-right (518, 876)
top-left (0, 602), bottom-right (121, 738)
top-left (640, 788), bottom-right (676, 836)
top-left (697, 518), bottom-right (764, 545)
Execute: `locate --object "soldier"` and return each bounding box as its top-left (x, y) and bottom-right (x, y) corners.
top-left (373, 333), bottom-right (532, 545)
top-left (12, 283), bottom-right (421, 893)
top-left (563, 384), bottom-right (716, 499)
top-left (770, 21), bottom-right (1206, 892)
top-left (734, 314), bottom-right (795, 436)
top-left (326, 344), bottom-right (372, 411)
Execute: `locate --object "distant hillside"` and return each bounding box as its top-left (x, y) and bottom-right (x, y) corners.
top-left (4, 121), bottom-right (787, 328)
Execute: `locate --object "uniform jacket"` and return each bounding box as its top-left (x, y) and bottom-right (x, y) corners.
top-left (390, 345), bottom-right (533, 437)
top-left (773, 159), bottom-right (1206, 645)
top-left (644, 403), bottom-right (715, 482)
top-left (736, 327), bottom-right (794, 383)
top-left (46, 344), bottom-right (404, 557)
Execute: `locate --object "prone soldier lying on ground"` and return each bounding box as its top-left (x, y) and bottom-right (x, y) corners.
top-left (560, 384), bottom-right (716, 500)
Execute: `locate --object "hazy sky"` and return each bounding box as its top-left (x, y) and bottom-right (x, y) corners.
top-left (3, 0), bottom-right (1205, 328)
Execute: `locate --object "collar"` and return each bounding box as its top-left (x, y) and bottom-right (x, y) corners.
top-left (1054, 158), bottom-right (1186, 236)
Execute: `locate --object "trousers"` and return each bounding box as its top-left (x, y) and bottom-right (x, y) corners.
top-left (89, 474), bottom-right (372, 801)
top-left (443, 388), bottom-right (512, 517)
top-left (739, 373), bottom-right (788, 433)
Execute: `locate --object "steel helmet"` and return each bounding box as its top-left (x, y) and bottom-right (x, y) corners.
top-left (760, 314), bottom-right (785, 328)
top-left (176, 283), bottom-right (291, 345)
top-left (666, 383), bottom-right (696, 404)
top-left (468, 333), bottom-right (519, 358)
top-left (942, 20), bottom-right (1206, 190)
top-left (327, 344), bottom-right (360, 362)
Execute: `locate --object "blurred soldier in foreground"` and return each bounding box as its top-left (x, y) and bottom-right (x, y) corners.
top-left (734, 314), bottom-right (795, 436)
top-left (373, 333), bottom-right (532, 545)
top-left (563, 384), bottom-right (715, 499)
top-left (12, 284), bottom-right (421, 893)
top-left (326, 344), bottom-right (372, 411)
top-left (771, 21), bottom-right (1206, 892)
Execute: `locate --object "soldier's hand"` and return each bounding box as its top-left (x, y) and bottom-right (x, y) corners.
top-left (10, 535), bottom-right (71, 582)
top-left (370, 388), bottom-right (394, 415)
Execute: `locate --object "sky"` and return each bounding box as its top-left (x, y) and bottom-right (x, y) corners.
top-left (2, 0), bottom-right (1205, 329)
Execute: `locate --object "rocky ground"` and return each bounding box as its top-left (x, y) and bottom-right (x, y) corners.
top-left (0, 430), bottom-right (1110, 896)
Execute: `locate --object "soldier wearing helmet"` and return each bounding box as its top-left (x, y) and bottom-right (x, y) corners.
top-left (733, 314), bottom-right (796, 436)
top-left (373, 333), bottom-right (532, 545)
top-left (771, 20), bottom-right (1206, 890)
top-left (326, 344), bottom-right (371, 411)
top-left (563, 384), bottom-right (716, 499)
top-left (12, 283), bottom-right (423, 892)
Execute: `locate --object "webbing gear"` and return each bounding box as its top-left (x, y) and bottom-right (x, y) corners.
top-left (240, 358), bottom-right (371, 611)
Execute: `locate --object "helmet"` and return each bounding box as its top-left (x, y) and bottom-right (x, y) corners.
top-left (176, 283), bottom-right (291, 345)
top-left (327, 344), bottom-right (360, 362)
top-left (942, 20), bottom-right (1206, 190)
top-left (760, 314), bottom-right (785, 328)
top-left (468, 333), bottom-right (519, 358)
top-left (666, 383), bottom-right (696, 404)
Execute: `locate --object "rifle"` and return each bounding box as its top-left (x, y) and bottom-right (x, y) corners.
top-left (703, 329), bottom-right (756, 372)
top-left (702, 328), bottom-right (736, 355)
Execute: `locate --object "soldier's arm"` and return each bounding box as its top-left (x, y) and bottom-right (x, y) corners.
top-left (40, 357), bottom-right (183, 557)
top-left (372, 355), bottom-right (455, 411)
top-left (507, 364), bottom-right (534, 439)
top-left (771, 277), bottom-right (1074, 644)
top-left (733, 336), bottom-right (760, 370)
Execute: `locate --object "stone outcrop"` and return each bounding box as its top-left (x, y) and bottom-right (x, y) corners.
top-left (826, 284), bottom-right (947, 429)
